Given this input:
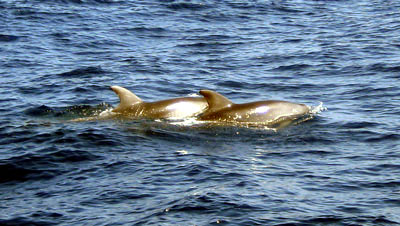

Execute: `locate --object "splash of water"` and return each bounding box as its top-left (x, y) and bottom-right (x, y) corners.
top-left (310, 102), bottom-right (327, 115)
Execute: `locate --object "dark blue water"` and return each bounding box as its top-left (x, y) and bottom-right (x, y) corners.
top-left (1, 0), bottom-right (400, 225)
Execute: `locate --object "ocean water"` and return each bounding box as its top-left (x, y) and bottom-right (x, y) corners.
top-left (1, 0), bottom-right (400, 225)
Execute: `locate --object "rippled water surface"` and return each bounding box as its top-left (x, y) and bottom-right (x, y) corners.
top-left (1, 0), bottom-right (400, 225)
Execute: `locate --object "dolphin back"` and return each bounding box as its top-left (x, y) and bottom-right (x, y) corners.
top-left (198, 89), bottom-right (311, 126)
top-left (110, 86), bottom-right (208, 119)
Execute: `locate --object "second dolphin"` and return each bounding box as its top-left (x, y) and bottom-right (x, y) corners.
top-left (198, 90), bottom-right (311, 128)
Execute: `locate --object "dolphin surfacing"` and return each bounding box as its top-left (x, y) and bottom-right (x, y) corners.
top-left (198, 90), bottom-right (311, 127)
top-left (110, 86), bottom-right (208, 119)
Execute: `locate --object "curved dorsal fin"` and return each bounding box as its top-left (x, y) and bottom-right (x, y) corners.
top-left (110, 86), bottom-right (142, 111)
top-left (199, 90), bottom-right (233, 112)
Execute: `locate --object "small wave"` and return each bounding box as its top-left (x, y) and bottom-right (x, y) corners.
top-left (342, 121), bottom-right (380, 129)
top-left (216, 80), bottom-right (246, 89)
top-left (364, 133), bottom-right (400, 143)
top-left (77, 129), bottom-right (119, 146)
top-left (344, 86), bottom-right (398, 95)
top-left (367, 163), bottom-right (400, 172)
top-left (273, 64), bottom-right (312, 71)
top-left (367, 62), bottom-right (400, 72)
top-left (56, 66), bottom-right (105, 77)
top-left (0, 217), bottom-right (55, 226)
top-left (129, 27), bottom-right (168, 33)
top-left (25, 105), bottom-right (55, 117)
top-left (0, 34), bottom-right (19, 42)
top-left (165, 2), bottom-right (209, 11)
top-left (0, 163), bottom-right (61, 184)
top-left (0, 157), bottom-right (62, 183)
top-left (84, 191), bottom-right (153, 205)
top-left (277, 215), bottom-right (400, 225)
top-left (281, 38), bottom-right (303, 43)
top-left (177, 41), bottom-right (244, 49)
top-left (0, 149), bottom-right (100, 183)
top-left (35, 0), bottom-right (120, 4)
top-left (183, 34), bottom-right (237, 43)
top-left (161, 191), bottom-right (260, 216)
top-left (271, 2), bottom-right (305, 13)
top-left (30, 211), bottom-right (63, 219)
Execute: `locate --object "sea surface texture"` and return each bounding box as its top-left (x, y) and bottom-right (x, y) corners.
top-left (1, 0), bottom-right (400, 225)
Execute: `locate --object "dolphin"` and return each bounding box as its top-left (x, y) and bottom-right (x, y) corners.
top-left (198, 90), bottom-right (311, 128)
top-left (110, 86), bottom-right (208, 119)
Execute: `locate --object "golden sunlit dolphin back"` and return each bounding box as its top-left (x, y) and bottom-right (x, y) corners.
top-left (198, 90), bottom-right (311, 128)
top-left (110, 86), bottom-right (208, 119)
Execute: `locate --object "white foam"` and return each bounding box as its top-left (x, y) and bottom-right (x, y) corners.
top-left (70, 108), bottom-right (116, 122)
top-left (168, 117), bottom-right (206, 126)
top-left (99, 108), bottom-right (116, 117)
top-left (310, 102), bottom-right (327, 115)
top-left (187, 93), bottom-right (201, 97)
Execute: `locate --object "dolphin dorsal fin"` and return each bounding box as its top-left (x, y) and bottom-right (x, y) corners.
top-left (199, 90), bottom-right (233, 112)
top-left (111, 86), bottom-right (142, 111)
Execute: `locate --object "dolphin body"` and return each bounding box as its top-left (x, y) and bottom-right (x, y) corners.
top-left (110, 86), bottom-right (208, 119)
top-left (198, 90), bottom-right (311, 128)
